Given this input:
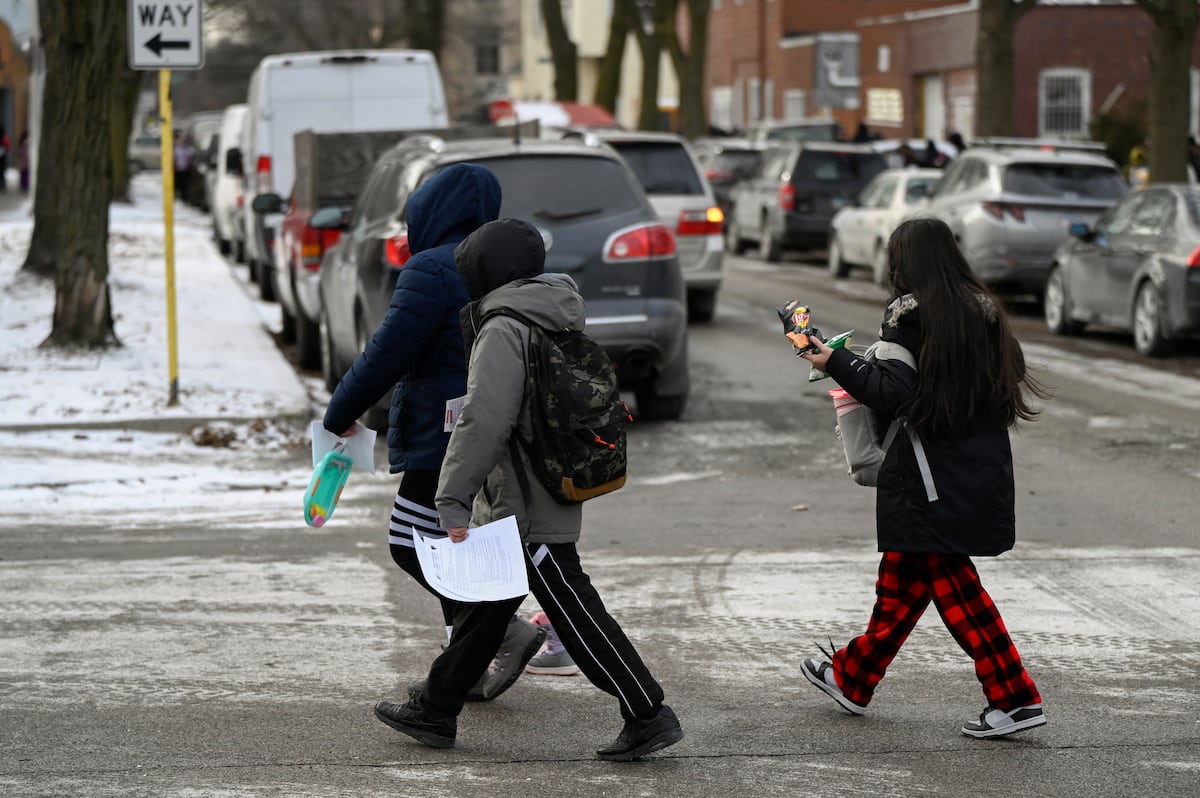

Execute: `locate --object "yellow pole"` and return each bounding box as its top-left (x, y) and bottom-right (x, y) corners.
top-left (159, 70), bottom-right (180, 406)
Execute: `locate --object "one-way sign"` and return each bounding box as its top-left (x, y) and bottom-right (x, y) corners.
top-left (128, 0), bottom-right (204, 70)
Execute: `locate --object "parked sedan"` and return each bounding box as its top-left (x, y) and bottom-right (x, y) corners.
top-left (692, 137), bottom-right (764, 224)
top-left (827, 167), bottom-right (941, 284)
top-left (1043, 184), bottom-right (1200, 356)
top-left (315, 136), bottom-right (689, 422)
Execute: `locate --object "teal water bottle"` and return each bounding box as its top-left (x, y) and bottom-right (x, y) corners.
top-left (304, 443), bottom-right (353, 527)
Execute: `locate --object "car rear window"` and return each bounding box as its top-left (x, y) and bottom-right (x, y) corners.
top-left (792, 150), bottom-right (887, 184)
top-left (470, 155), bottom-right (645, 220)
top-left (605, 142), bottom-right (704, 195)
top-left (710, 150), bottom-right (762, 178)
top-left (1002, 163), bottom-right (1126, 200)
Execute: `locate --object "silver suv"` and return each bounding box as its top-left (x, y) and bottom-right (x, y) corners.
top-left (921, 142), bottom-right (1126, 295)
top-left (578, 130), bottom-right (725, 323)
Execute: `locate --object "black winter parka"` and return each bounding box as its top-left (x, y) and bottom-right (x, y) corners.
top-left (824, 296), bottom-right (1016, 557)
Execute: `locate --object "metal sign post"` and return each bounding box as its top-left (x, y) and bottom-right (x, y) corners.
top-left (128, 0), bottom-right (204, 406)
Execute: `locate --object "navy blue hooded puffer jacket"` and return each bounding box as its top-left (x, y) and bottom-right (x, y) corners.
top-left (323, 163), bottom-right (502, 472)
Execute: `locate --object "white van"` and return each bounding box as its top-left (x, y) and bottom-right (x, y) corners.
top-left (241, 49), bottom-right (448, 299)
top-left (210, 103), bottom-right (247, 260)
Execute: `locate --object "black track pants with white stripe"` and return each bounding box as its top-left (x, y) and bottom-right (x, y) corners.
top-left (389, 470), bottom-right (458, 627)
top-left (526, 541), bottom-right (665, 722)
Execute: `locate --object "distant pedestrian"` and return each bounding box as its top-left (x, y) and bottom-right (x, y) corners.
top-left (797, 217), bottom-right (1049, 740)
top-left (948, 131), bottom-right (967, 155)
top-left (16, 130), bottom-right (28, 193)
top-left (372, 218), bottom-right (684, 761)
top-left (172, 131), bottom-right (193, 201)
top-left (853, 122), bottom-right (872, 143)
top-left (0, 126), bottom-right (10, 192)
top-left (322, 164), bottom-right (543, 715)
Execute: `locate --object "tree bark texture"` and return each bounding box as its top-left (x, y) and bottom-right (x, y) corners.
top-left (1136, 0), bottom-right (1199, 183)
top-left (541, 0), bottom-right (578, 101)
top-left (665, 0), bottom-right (710, 139)
top-left (975, 0), bottom-right (1034, 137)
top-left (594, 0), bottom-right (631, 113)
top-left (626, 0), bottom-right (671, 130)
top-left (25, 0), bottom-right (123, 348)
top-left (110, 67), bottom-right (144, 203)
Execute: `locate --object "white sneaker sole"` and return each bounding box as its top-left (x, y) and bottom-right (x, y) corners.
top-left (802, 661), bottom-right (865, 716)
top-left (961, 713), bottom-right (1046, 738)
top-left (525, 663), bottom-right (581, 676)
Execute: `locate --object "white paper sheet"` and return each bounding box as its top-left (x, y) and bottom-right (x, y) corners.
top-left (310, 420), bottom-right (377, 475)
top-left (443, 395), bottom-right (466, 432)
top-left (412, 515), bottom-right (528, 602)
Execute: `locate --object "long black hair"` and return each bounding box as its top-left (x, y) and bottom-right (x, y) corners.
top-left (886, 217), bottom-right (1048, 441)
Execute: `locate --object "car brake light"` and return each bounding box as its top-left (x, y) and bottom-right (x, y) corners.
top-left (256, 155), bottom-right (272, 193)
top-left (705, 169), bottom-right (732, 181)
top-left (300, 226), bottom-right (325, 272)
top-left (603, 223), bottom-right (676, 262)
top-left (982, 201), bottom-right (1025, 222)
top-left (235, 192), bottom-right (244, 208)
top-left (385, 235), bottom-right (411, 268)
top-left (676, 207), bottom-right (725, 236)
top-left (779, 184), bottom-right (795, 212)
top-left (1187, 245), bottom-right (1200, 267)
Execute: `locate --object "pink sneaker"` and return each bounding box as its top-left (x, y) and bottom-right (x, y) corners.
top-left (527, 612), bottom-right (581, 676)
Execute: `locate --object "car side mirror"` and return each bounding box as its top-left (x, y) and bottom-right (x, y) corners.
top-left (252, 192), bottom-right (286, 215)
top-left (225, 147), bottom-right (244, 176)
top-left (310, 206), bottom-right (351, 231)
top-left (1068, 221), bottom-right (1093, 239)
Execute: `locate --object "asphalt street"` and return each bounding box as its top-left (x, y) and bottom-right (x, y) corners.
top-left (2, 245), bottom-right (1198, 797)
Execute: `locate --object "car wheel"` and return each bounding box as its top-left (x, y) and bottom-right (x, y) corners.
top-left (1043, 266), bottom-right (1082, 336)
top-left (216, 237), bottom-right (231, 256)
top-left (871, 243), bottom-right (888, 286)
top-left (233, 239), bottom-right (246, 264)
top-left (1132, 280), bottom-right (1173, 357)
top-left (635, 388), bottom-right (687, 422)
top-left (296, 313), bottom-right (321, 371)
top-left (687, 289), bottom-right (717, 324)
top-left (255, 260), bottom-right (276, 302)
top-left (827, 235), bottom-right (850, 278)
top-left (280, 303), bottom-right (297, 343)
top-left (760, 218), bottom-right (782, 263)
top-left (319, 305), bottom-right (340, 393)
top-left (725, 218), bottom-right (746, 255)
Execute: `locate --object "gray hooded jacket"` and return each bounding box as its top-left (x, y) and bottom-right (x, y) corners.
top-left (436, 219), bottom-right (585, 543)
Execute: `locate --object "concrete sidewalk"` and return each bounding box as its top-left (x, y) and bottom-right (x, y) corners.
top-left (0, 175), bottom-right (311, 433)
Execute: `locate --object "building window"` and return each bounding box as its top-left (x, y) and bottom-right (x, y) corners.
top-left (763, 79), bottom-right (774, 121)
top-left (1191, 68), bottom-right (1200, 139)
top-left (476, 43), bottom-right (500, 75)
top-left (783, 89), bottom-right (806, 121)
top-left (711, 86), bottom-right (733, 131)
top-left (748, 78), bottom-right (762, 122)
top-left (1039, 68), bottom-right (1091, 138)
top-left (732, 79), bottom-right (745, 130)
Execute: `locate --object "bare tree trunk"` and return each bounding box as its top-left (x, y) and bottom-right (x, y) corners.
top-left (541, 0), bottom-right (578, 101)
top-left (111, 67), bottom-right (144, 203)
top-left (594, 1), bottom-right (631, 114)
top-left (1136, 0), bottom-right (1199, 183)
top-left (975, 0), bottom-right (1035, 136)
top-left (665, 0), bottom-right (709, 139)
top-left (626, 0), bottom-right (668, 131)
top-left (404, 0), bottom-right (445, 59)
top-left (24, 0), bottom-right (123, 348)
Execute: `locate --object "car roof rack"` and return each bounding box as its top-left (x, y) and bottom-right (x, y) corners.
top-left (969, 137), bottom-right (1107, 154)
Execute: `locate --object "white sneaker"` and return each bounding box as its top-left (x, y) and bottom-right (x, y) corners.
top-left (961, 704), bottom-right (1046, 738)
top-left (801, 658), bottom-right (866, 716)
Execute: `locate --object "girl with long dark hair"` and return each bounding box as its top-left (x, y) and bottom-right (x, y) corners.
top-left (798, 217), bottom-right (1050, 738)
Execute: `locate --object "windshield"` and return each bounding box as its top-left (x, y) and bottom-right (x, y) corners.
top-left (1002, 163), bottom-right (1126, 200)
top-left (710, 150), bottom-right (762, 179)
top-left (606, 142), bottom-right (704, 195)
top-left (793, 150), bottom-right (887, 184)
top-left (468, 155), bottom-right (645, 219)
top-left (763, 124), bottom-right (838, 143)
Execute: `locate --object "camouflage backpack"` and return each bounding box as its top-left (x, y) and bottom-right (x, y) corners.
top-left (480, 307), bottom-right (629, 505)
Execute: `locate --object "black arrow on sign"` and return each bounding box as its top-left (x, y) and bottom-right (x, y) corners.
top-left (144, 33), bottom-right (191, 57)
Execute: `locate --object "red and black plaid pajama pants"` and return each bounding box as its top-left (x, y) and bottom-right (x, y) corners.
top-left (831, 551), bottom-right (1041, 711)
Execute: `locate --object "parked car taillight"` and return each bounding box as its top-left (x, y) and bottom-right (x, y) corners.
top-left (300, 226), bottom-right (338, 272)
top-left (385, 235), bottom-right (411, 269)
top-left (705, 169), bottom-right (732, 182)
top-left (982, 201), bottom-right (1025, 222)
top-left (256, 155), bottom-right (272, 193)
top-left (779, 183), bottom-right (795, 211)
top-left (603, 223), bottom-right (676, 262)
top-left (676, 207), bottom-right (724, 236)
top-left (1187, 245), bottom-right (1200, 268)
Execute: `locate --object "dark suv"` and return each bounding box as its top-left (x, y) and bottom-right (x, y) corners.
top-left (726, 142), bottom-right (887, 261)
top-left (315, 136), bottom-right (690, 422)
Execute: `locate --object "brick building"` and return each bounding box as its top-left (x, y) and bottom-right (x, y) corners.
top-left (707, 0), bottom-right (1200, 144)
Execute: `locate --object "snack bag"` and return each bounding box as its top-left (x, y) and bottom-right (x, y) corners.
top-left (775, 300), bottom-right (854, 381)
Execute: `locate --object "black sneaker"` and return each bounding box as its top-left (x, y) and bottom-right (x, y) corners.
top-left (481, 616), bottom-right (547, 700)
top-left (595, 704), bottom-right (684, 761)
top-left (373, 699), bottom-right (456, 749)
top-left (962, 704), bottom-right (1046, 739)
top-left (801, 658), bottom-right (867, 716)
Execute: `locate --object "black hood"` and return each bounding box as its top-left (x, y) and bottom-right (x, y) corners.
top-left (454, 218), bottom-right (546, 302)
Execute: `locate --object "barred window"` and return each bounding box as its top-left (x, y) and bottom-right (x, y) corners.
top-left (1039, 68), bottom-right (1091, 138)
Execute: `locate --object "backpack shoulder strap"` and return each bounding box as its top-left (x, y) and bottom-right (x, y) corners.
top-left (866, 340), bottom-right (917, 371)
